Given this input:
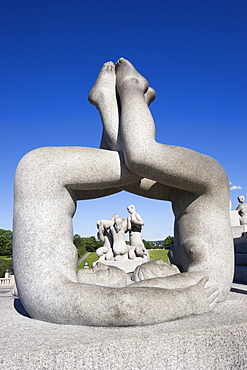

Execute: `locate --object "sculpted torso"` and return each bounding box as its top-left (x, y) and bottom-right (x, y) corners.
top-left (236, 196), bottom-right (247, 225)
top-left (13, 58), bottom-right (234, 326)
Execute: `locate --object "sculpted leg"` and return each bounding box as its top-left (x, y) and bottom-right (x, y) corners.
top-left (88, 61), bottom-right (156, 152)
top-left (116, 58), bottom-right (227, 192)
top-left (88, 61), bottom-right (175, 203)
top-left (115, 58), bottom-right (234, 301)
top-left (88, 61), bottom-right (120, 151)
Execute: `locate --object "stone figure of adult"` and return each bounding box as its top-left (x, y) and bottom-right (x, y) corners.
top-left (110, 216), bottom-right (129, 259)
top-left (96, 217), bottom-right (117, 261)
top-left (13, 58), bottom-right (233, 327)
top-left (236, 195), bottom-right (247, 225)
top-left (127, 204), bottom-right (146, 258)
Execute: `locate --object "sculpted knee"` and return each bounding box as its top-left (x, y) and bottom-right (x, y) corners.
top-left (124, 147), bottom-right (151, 177)
top-left (15, 147), bottom-right (63, 196)
top-left (16, 148), bottom-right (50, 180)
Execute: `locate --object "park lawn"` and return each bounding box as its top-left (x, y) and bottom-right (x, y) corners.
top-left (148, 249), bottom-right (169, 263)
top-left (77, 249), bottom-right (170, 270)
top-left (77, 252), bottom-right (98, 269)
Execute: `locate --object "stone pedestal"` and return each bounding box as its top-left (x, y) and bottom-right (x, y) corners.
top-left (234, 235), bottom-right (247, 284)
top-left (94, 254), bottom-right (150, 273)
top-left (1, 286), bottom-right (246, 369)
top-left (230, 210), bottom-right (247, 238)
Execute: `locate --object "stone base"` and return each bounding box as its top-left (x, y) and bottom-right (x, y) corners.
top-left (94, 254), bottom-right (150, 273)
top-left (230, 210), bottom-right (247, 238)
top-left (0, 285), bottom-right (247, 369)
top-left (232, 225), bottom-right (247, 238)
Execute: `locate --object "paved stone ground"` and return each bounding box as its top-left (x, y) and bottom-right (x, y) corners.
top-left (0, 284), bottom-right (246, 369)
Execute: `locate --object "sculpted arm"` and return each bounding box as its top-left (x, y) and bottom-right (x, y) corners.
top-left (132, 212), bottom-right (144, 226)
top-left (46, 276), bottom-right (218, 326)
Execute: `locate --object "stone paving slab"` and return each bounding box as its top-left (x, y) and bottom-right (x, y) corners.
top-left (0, 286), bottom-right (246, 369)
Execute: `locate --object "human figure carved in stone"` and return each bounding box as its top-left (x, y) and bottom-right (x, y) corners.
top-left (13, 58), bottom-right (234, 327)
top-left (236, 195), bottom-right (247, 225)
top-left (97, 205), bottom-right (146, 262)
top-left (131, 259), bottom-right (180, 283)
top-left (110, 216), bottom-right (129, 259)
top-left (96, 216), bottom-right (118, 261)
top-left (127, 204), bottom-right (146, 258)
top-left (77, 262), bottom-right (131, 288)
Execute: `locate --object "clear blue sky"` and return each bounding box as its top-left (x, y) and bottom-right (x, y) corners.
top-left (1, 0), bottom-right (246, 240)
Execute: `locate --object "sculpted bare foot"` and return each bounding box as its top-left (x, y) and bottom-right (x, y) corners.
top-left (116, 57), bottom-right (149, 94)
top-left (88, 61), bottom-right (116, 108)
top-left (190, 277), bottom-right (219, 314)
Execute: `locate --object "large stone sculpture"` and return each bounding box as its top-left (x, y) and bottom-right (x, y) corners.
top-left (13, 58), bottom-right (234, 326)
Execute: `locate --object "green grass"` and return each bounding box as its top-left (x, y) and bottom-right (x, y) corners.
top-left (77, 252), bottom-right (98, 269)
top-left (77, 249), bottom-right (170, 270)
top-left (148, 249), bottom-right (169, 263)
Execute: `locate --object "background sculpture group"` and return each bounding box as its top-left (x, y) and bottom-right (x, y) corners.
top-left (96, 205), bottom-right (147, 262)
top-left (13, 58), bottom-right (234, 326)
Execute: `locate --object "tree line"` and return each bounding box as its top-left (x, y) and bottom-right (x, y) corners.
top-left (0, 229), bottom-right (174, 259)
top-left (0, 228), bottom-right (174, 277)
top-left (74, 234), bottom-right (174, 258)
top-left (0, 229), bottom-right (12, 257)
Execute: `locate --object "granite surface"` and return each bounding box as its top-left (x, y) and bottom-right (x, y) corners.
top-left (13, 58), bottom-right (234, 326)
top-left (0, 286), bottom-right (246, 369)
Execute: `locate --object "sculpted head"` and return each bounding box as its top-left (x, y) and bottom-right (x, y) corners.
top-left (127, 204), bottom-right (136, 214)
top-left (114, 217), bottom-right (127, 232)
top-left (238, 195), bottom-right (245, 204)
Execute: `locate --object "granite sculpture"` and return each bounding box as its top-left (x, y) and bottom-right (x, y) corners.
top-left (96, 217), bottom-right (115, 261)
top-left (236, 195), bottom-right (247, 225)
top-left (13, 58), bottom-right (234, 326)
top-left (127, 204), bottom-right (146, 258)
top-left (96, 205), bottom-right (148, 266)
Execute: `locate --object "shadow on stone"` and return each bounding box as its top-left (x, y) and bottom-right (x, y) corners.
top-left (230, 287), bottom-right (247, 295)
top-left (14, 298), bottom-right (31, 318)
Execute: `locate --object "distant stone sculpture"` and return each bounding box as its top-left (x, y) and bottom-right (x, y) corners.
top-left (96, 206), bottom-right (147, 266)
top-left (110, 216), bottom-right (129, 259)
top-left (127, 204), bottom-right (146, 258)
top-left (13, 58), bottom-right (234, 327)
top-left (96, 217), bottom-right (115, 261)
top-left (236, 195), bottom-right (247, 225)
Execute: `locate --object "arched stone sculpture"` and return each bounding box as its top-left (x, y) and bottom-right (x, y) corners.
top-left (13, 58), bottom-right (234, 326)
